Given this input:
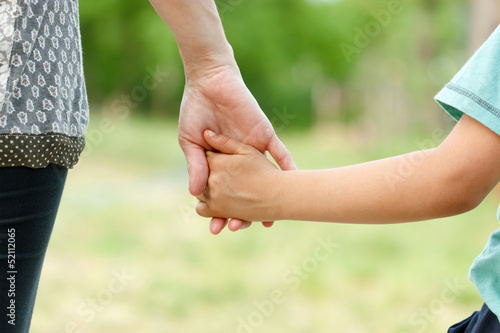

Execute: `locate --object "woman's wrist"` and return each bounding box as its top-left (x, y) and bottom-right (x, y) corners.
top-left (179, 43), bottom-right (239, 82)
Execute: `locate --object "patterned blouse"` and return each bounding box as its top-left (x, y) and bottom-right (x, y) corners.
top-left (0, 0), bottom-right (88, 168)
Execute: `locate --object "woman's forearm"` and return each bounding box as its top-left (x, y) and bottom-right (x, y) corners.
top-left (148, 0), bottom-right (236, 78)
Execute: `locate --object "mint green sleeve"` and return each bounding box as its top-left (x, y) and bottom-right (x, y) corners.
top-left (435, 26), bottom-right (500, 136)
top-left (435, 25), bottom-right (500, 321)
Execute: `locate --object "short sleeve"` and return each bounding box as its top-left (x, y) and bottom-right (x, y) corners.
top-left (434, 25), bottom-right (500, 321)
top-left (435, 25), bottom-right (500, 136)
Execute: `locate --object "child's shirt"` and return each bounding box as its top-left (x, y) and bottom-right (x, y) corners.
top-left (435, 25), bottom-right (500, 321)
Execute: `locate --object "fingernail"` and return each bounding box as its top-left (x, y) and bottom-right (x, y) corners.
top-left (206, 130), bottom-right (216, 137)
top-left (239, 224), bottom-right (250, 230)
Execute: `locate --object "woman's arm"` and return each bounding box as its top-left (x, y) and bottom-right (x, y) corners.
top-left (148, 0), bottom-right (296, 232)
top-left (148, 0), bottom-right (295, 195)
top-left (148, 0), bottom-right (235, 80)
top-left (196, 115), bottom-right (500, 224)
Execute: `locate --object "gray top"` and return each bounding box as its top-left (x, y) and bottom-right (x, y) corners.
top-left (0, 0), bottom-right (88, 168)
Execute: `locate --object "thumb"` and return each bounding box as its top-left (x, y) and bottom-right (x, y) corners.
top-left (203, 130), bottom-right (245, 155)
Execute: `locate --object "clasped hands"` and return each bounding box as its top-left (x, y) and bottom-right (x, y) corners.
top-left (196, 130), bottom-right (286, 234)
top-left (177, 65), bottom-right (295, 234)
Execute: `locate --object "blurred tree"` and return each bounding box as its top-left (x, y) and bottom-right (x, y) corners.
top-left (79, 1), bottom-right (184, 116)
top-left (78, 0), bottom-right (472, 134)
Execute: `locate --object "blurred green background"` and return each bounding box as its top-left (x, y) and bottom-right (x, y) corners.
top-left (32, 0), bottom-right (500, 332)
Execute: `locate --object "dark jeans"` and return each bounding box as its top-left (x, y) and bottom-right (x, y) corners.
top-left (0, 165), bottom-right (67, 333)
top-left (449, 303), bottom-right (500, 333)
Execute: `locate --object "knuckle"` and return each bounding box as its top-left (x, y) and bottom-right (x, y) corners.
top-left (208, 174), bottom-right (221, 187)
top-left (196, 203), bottom-right (210, 218)
top-left (207, 154), bottom-right (222, 168)
top-left (210, 157), bottom-right (221, 169)
top-left (226, 164), bottom-right (239, 176)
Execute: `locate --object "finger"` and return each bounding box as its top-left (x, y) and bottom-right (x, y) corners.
top-left (181, 143), bottom-right (209, 196)
top-left (209, 217), bottom-right (228, 235)
top-left (195, 201), bottom-right (210, 218)
top-left (228, 218), bottom-right (251, 231)
top-left (267, 134), bottom-right (297, 171)
top-left (262, 221), bottom-right (274, 228)
top-left (203, 130), bottom-right (246, 155)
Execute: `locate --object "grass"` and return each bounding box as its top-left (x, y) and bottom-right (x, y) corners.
top-left (31, 115), bottom-right (499, 333)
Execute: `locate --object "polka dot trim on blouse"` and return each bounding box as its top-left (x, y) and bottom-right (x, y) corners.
top-left (0, 132), bottom-right (85, 168)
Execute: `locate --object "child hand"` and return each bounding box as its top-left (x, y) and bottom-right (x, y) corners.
top-left (196, 130), bottom-right (283, 225)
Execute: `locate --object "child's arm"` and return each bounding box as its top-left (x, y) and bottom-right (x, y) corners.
top-left (196, 114), bottom-right (500, 224)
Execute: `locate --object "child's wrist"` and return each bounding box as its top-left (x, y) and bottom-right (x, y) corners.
top-left (267, 170), bottom-right (292, 221)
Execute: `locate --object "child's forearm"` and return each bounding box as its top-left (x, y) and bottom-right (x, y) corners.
top-left (148, 0), bottom-right (235, 79)
top-left (268, 115), bottom-right (500, 224)
top-left (274, 149), bottom-right (474, 223)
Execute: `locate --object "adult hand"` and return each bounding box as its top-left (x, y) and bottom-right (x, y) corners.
top-left (147, 0), bottom-right (295, 234)
top-left (178, 63), bottom-right (296, 234)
